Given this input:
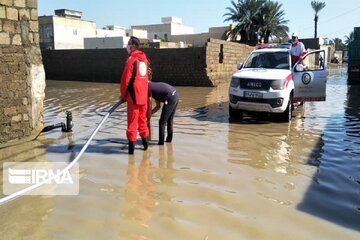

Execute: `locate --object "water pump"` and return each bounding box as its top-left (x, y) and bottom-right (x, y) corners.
top-left (41, 111), bottom-right (74, 133)
top-left (63, 111), bottom-right (73, 132)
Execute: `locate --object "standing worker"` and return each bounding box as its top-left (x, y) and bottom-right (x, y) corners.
top-left (148, 82), bottom-right (179, 145)
top-left (290, 32), bottom-right (306, 66)
top-left (120, 36), bottom-right (149, 154)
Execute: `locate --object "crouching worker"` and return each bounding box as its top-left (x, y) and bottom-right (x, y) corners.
top-left (148, 82), bottom-right (179, 145)
top-left (120, 36), bottom-right (149, 154)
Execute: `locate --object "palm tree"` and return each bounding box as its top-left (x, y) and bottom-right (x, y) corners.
top-left (332, 37), bottom-right (346, 51)
top-left (344, 31), bottom-right (354, 45)
top-left (223, 0), bottom-right (266, 44)
top-left (223, 0), bottom-right (247, 42)
top-left (311, 0), bottom-right (326, 38)
top-left (223, 0), bottom-right (289, 44)
top-left (258, 1), bottom-right (289, 43)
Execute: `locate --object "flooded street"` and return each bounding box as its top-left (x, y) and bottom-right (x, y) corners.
top-left (1, 65), bottom-right (359, 239)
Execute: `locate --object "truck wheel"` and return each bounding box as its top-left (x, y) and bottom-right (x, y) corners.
top-left (229, 104), bottom-right (243, 119)
top-left (280, 97), bottom-right (292, 122)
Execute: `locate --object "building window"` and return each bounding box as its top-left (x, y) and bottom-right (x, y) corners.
top-left (164, 33), bottom-right (168, 41)
top-left (219, 44), bottom-right (224, 63)
top-left (73, 29), bottom-right (78, 36)
top-left (154, 34), bottom-right (158, 39)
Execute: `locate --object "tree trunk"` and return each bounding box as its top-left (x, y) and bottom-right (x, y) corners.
top-left (314, 15), bottom-right (318, 38)
top-left (240, 30), bottom-right (247, 43)
top-left (264, 30), bottom-right (271, 43)
top-left (250, 32), bottom-right (257, 45)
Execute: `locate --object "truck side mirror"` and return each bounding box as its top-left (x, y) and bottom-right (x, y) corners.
top-left (237, 63), bottom-right (243, 70)
top-left (295, 64), bottom-right (305, 72)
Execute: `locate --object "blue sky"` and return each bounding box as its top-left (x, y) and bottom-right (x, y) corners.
top-left (38, 0), bottom-right (360, 41)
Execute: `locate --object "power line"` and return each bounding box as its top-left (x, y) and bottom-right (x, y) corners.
top-left (301, 5), bottom-right (360, 31)
top-left (318, 5), bottom-right (360, 25)
top-left (322, 21), bottom-right (360, 38)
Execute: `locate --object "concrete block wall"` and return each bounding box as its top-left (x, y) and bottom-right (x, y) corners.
top-left (42, 40), bottom-right (254, 87)
top-left (0, 0), bottom-right (46, 145)
top-left (41, 48), bottom-right (124, 83)
top-left (42, 47), bottom-right (211, 86)
top-left (146, 47), bottom-right (210, 86)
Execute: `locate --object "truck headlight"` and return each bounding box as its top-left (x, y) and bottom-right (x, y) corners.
top-left (270, 79), bottom-right (285, 90)
top-left (230, 77), bottom-right (240, 88)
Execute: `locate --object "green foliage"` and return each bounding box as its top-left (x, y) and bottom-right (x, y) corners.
top-left (223, 0), bottom-right (289, 45)
top-left (311, 0), bottom-right (326, 15)
top-left (345, 31), bottom-right (354, 45)
top-left (333, 38), bottom-right (347, 51)
top-left (140, 43), bottom-right (150, 48)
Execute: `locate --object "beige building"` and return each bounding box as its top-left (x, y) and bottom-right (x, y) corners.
top-left (126, 28), bottom-right (148, 39)
top-left (39, 9), bottom-right (96, 49)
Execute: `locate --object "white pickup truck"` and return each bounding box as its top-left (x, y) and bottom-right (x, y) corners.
top-left (229, 43), bottom-right (327, 122)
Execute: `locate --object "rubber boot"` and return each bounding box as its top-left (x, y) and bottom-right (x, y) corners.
top-left (142, 138), bottom-right (148, 150)
top-left (158, 128), bottom-right (165, 145)
top-left (128, 141), bottom-right (135, 155)
top-left (165, 128), bottom-right (173, 143)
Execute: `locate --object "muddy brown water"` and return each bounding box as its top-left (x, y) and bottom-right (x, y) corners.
top-left (0, 65), bottom-right (359, 239)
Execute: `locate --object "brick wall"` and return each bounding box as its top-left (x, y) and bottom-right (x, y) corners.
top-left (206, 39), bottom-right (253, 86)
top-left (0, 0), bottom-right (45, 145)
top-left (42, 39), bottom-right (254, 87)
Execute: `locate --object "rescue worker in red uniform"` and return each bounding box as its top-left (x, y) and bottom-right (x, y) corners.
top-left (120, 36), bottom-right (149, 154)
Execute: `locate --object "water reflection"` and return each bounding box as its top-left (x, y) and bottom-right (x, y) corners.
top-left (0, 196), bottom-right (52, 239)
top-left (297, 73), bottom-right (360, 231)
top-left (123, 152), bottom-right (156, 228)
top-left (119, 145), bottom-right (178, 240)
top-left (345, 82), bottom-right (360, 138)
top-left (0, 138), bottom-right (53, 239)
top-left (227, 110), bottom-right (326, 175)
top-left (1, 74), bottom-right (359, 239)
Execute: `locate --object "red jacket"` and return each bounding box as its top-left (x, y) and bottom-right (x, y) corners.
top-left (120, 50), bottom-right (149, 105)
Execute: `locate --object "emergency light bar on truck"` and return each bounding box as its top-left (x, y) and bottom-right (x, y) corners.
top-left (256, 43), bottom-right (292, 49)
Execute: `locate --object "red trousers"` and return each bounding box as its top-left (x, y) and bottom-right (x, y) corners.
top-left (126, 101), bottom-right (148, 142)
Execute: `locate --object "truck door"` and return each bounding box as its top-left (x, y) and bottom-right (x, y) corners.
top-left (292, 49), bottom-right (327, 102)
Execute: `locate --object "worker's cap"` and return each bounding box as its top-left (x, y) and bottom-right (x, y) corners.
top-left (292, 32), bottom-right (299, 38)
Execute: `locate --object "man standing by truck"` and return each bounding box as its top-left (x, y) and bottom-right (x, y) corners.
top-left (290, 32), bottom-right (306, 66)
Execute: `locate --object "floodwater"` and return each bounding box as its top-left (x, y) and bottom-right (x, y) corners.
top-left (0, 65), bottom-right (359, 239)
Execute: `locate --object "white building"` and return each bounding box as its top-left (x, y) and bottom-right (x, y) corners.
top-left (169, 26), bottom-right (229, 47)
top-left (84, 36), bottom-right (130, 49)
top-left (131, 17), bottom-right (194, 40)
top-left (39, 9), bottom-right (96, 49)
top-left (84, 27), bottom-right (148, 49)
top-left (84, 25), bottom-right (128, 49)
top-left (96, 25), bottom-right (126, 38)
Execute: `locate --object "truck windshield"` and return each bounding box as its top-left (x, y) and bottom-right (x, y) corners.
top-left (244, 52), bottom-right (290, 69)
